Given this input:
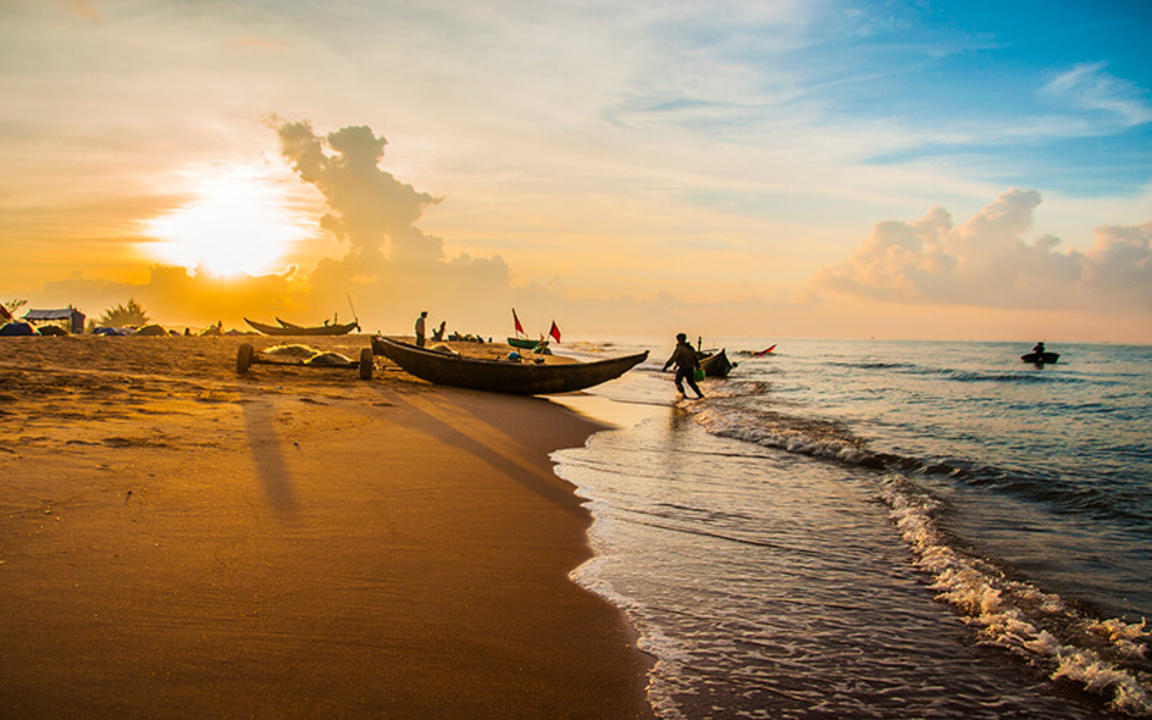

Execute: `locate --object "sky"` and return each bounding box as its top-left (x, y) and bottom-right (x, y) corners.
top-left (2, 0), bottom-right (1150, 342)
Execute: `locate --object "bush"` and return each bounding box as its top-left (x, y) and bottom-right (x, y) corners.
top-left (97, 298), bottom-right (150, 328)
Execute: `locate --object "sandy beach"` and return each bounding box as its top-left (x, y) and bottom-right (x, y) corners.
top-left (0, 334), bottom-right (653, 719)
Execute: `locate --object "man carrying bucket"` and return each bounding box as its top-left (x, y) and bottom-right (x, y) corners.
top-left (662, 332), bottom-right (705, 399)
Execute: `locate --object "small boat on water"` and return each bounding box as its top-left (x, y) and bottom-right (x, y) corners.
top-left (699, 348), bottom-right (734, 378)
top-left (245, 318), bottom-right (360, 336)
top-left (372, 336), bottom-right (647, 394)
top-left (1021, 351), bottom-right (1060, 365)
top-left (753, 344), bottom-right (777, 356)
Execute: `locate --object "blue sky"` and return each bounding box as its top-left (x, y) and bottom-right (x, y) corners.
top-left (1, 0), bottom-right (1150, 340)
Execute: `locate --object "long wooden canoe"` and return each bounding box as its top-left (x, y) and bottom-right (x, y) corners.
top-left (372, 336), bottom-right (647, 394)
top-left (245, 318), bottom-right (360, 336)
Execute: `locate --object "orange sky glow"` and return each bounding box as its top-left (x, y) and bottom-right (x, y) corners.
top-left (2, 1), bottom-right (1149, 343)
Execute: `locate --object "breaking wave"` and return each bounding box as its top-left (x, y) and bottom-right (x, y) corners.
top-left (686, 402), bottom-right (1152, 716)
top-left (878, 474), bottom-right (1152, 716)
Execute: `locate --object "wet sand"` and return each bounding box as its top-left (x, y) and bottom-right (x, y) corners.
top-left (0, 334), bottom-right (653, 719)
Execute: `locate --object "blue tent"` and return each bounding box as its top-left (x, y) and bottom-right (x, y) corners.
top-left (0, 321), bottom-right (37, 336)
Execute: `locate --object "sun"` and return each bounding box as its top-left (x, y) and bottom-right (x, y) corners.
top-left (143, 165), bottom-right (311, 277)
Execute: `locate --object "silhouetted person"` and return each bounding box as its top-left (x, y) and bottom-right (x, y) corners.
top-left (432, 321), bottom-right (446, 342)
top-left (1033, 341), bottom-right (1046, 355)
top-left (663, 332), bottom-right (704, 399)
top-left (415, 311), bottom-right (428, 347)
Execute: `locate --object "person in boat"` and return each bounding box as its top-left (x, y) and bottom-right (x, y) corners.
top-left (1033, 341), bottom-right (1046, 355)
top-left (415, 311), bottom-right (428, 348)
top-left (663, 332), bottom-right (705, 399)
top-left (432, 321), bottom-right (447, 342)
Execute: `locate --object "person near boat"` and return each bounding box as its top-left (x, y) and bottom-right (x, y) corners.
top-left (663, 332), bottom-right (705, 399)
top-left (415, 311), bottom-right (428, 348)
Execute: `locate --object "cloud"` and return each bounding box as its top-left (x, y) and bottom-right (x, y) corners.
top-left (276, 120), bottom-right (446, 266)
top-left (1043, 63), bottom-right (1152, 128)
top-left (816, 188), bottom-right (1152, 314)
top-left (274, 120), bottom-right (522, 325)
top-left (35, 120), bottom-right (526, 333)
top-left (63, 0), bottom-right (100, 20)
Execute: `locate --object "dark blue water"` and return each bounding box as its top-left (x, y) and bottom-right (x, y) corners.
top-left (551, 339), bottom-right (1152, 719)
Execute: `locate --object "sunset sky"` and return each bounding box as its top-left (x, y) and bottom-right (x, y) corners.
top-left (2, 0), bottom-right (1150, 342)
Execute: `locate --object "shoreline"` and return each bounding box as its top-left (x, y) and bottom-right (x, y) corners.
top-left (0, 335), bottom-right (654, 718)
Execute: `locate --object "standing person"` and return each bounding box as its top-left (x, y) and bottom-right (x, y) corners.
top-left (415, 311), bottom-right (428, 348)
top-left (663, 332), bottom-right (705, 399)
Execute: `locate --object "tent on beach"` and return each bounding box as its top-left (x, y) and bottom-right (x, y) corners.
top-left (23, 307), bottom-right (86, 334)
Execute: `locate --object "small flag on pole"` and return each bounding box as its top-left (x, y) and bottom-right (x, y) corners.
top-left (512, 308), bottom-right (525, 335)
top-left (549, 321), bottom-right (561, 344)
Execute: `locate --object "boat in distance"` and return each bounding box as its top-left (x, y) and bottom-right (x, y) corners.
top-left (1021, 351), bottom-right (1060, 365)
top-left (372, 336), bottom-right (648, 394)
top-left (245, 318), bottom-right (360, 336)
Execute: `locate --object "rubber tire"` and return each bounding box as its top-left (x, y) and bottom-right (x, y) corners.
top-left (359, 347), bottom-right (374, 380)
top-left (237, 343), bottom-right (254, 374)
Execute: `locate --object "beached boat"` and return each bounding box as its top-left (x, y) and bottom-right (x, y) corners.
top-left (507, 336), bottom-right (552, 354)
top-left (699, 348), bottom-right (734, 377)
top-left (507, 336), bottom-right (547, 350)
top-left (1021, 351), bottom-right (1060, 365)
top-left (372, 336), bottom-right (647, 394)
top-left (245, 318), bottom-right (359, 336)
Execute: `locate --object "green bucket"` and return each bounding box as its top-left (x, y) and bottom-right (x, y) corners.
top-left (693, 368), bottom-right (705, 381)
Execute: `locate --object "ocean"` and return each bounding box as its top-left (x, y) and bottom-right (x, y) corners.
top-left (549, 338), bottom-right (1151, 719)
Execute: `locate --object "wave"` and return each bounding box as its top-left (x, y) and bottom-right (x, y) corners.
top-left (829, 359), bottom-right (1103, 386)
top-left (689, 404), bottom-right (1152, 529)
top-left (684, 400), bottom-right (1152, 714)
top-left (877, 474), bottom-right (1152, 716)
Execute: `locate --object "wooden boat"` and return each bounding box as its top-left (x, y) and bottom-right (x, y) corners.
top-left (699, 348), bottom-right (734, 378)
top-left (1021, 351), bottom-right (1060, 365)
top-left (752, 344), bottom-right (776, 357)
top-left (372, 336), bottom-right (647, 394)
top-left (507, 336), bottom-right (547, 350)
top-left (245, 318), bottom-right (359, 336)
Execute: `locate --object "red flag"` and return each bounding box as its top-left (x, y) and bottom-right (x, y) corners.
top-left (549, 321), bottom-right (561, 344)
top-left (512, 308), bottom-right (525, 335)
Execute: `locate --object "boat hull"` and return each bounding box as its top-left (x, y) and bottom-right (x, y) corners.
top-left (507, 337), bottom-right (547, 350)
top-left (699, 348), bottom-right (734, 377)
top-left (372, 336), bottom-right (647, 394)
top-left (1021, 352), bottom-right (1060, 364)
top-left (245, 318), bottom-right (359, 336)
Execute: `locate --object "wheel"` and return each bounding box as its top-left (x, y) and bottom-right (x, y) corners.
top-left (237, 343), bottom-right (254, 374)
top-left (359, 347), bottom-right (374, 380)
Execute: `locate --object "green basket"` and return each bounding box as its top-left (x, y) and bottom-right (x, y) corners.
top-left (693, 368), bottom-right (705, 381)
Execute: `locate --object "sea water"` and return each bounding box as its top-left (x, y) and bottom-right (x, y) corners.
top-left (550, 339), bottom-right (1152, 719)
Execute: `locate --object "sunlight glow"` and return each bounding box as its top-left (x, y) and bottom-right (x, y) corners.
top-left (144, 166), bottom-right (311, 277)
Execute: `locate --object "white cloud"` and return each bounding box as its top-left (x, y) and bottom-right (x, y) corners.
top-left (816, 188), bottom-right (1152, 314)
top-left (1043, 62), bottom-right (1152, 127)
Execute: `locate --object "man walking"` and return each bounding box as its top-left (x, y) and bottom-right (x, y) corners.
top-left (662, 332), bottom-right (704, 399)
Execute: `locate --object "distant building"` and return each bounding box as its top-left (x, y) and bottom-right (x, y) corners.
top-left (24, 307), bottom-right (86, 334)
